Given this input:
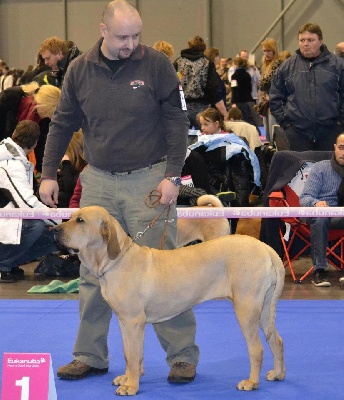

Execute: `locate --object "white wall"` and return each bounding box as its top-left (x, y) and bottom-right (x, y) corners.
top-left (0, 0), bottom-right (343, 70)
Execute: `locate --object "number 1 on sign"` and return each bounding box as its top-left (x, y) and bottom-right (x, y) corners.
top-left (15, 376), bottom-right (30, 400)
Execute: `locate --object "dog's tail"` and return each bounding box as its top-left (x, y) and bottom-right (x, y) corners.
top-left (265, 246), bottom-right (285, 340)
top-left (196, 194), bottom-right (223, 208)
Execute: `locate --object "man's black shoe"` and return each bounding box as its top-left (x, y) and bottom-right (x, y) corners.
top-left (312, 269), bottom-right (331, 287)
top-left (0, 271), bottom-right (14, 283)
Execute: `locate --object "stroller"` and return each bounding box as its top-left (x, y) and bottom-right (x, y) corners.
top-left (189, 133), bottom-right (261, 207)
top-left (187, 133), bottom-right (261, 232)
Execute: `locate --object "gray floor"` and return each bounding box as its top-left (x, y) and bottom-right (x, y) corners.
top-left (1, 255), bottom-right (343, 301)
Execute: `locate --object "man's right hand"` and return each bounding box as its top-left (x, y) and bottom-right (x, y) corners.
top-left (39, 179), bottom-right (59, 208)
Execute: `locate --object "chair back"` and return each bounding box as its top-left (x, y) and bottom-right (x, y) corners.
top-left (269, 161), bottom-right (315, 220)
top-left (283, 162), bottom-right (314, 207)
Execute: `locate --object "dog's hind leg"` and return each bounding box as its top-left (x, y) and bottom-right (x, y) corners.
top-left (113, 316), bottom-right (145, 396)
top-left (259, 287), bottom-right (286, 382)
top-left (234, 300), bottom-right (263, 391)
top-left (264, 328), bottom-right (285, 382)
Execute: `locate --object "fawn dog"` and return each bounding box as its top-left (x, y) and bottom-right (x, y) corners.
top-left (53, 206), bottom-right (286, 396)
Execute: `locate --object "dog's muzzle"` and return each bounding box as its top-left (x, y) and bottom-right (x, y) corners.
top-left (52, 226), bottom-right (79, 254)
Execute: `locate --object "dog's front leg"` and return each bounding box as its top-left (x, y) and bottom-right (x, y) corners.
top-left (113, 316), bottom-right (145, 396)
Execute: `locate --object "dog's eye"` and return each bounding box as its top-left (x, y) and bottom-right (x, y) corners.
top-left (76, 217), bottom-right (84, 223)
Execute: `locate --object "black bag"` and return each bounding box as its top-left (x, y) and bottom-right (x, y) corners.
top-left (257, 100), bottom-right (270, 117)
top-left (34, 253), bottom-right (80, 277)
top-left (255, 142), bottom-right (276, 190)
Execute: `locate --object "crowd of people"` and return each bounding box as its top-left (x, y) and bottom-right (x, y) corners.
top-left (0, 0), bottom-right (344, 388)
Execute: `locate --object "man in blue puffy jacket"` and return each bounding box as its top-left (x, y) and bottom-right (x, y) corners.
top-left (269, 23), bottom-right (344, 151)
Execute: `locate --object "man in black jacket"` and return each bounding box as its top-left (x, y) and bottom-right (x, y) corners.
top-left (35, 37), bottom-right (82, 88)
top-left (269, 23), bottom-right (344, 151)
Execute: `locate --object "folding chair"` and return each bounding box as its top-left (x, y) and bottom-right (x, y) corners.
top-left (269, 184), bottom-right (344, 283)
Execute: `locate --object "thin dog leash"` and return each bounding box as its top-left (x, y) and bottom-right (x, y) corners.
top-left (132, 190), bottom-right (173, 249)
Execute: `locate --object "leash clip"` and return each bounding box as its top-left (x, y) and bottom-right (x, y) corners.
top-left (132, 225), bottom-right (150, 242)
top-left (133, 190), bottom-right (172, 248)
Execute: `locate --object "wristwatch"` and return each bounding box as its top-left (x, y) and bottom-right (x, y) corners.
top-left (165, 176), bottom-right (182, 186)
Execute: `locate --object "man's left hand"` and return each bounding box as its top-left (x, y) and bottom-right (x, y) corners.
top-left (157, 179), bottom-right (180, 205)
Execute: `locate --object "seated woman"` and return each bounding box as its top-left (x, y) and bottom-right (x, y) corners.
top-left (0, 120), bottom-right (60, 283)
top-left (0, 82), bottom-right (61, 174)
top-left (0, 81), bottom-right (39, 141)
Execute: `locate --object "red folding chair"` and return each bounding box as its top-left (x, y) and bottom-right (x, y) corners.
top-left (269, 186), bottom-right (344, 283)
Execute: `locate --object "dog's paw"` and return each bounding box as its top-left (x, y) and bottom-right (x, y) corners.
top-left (236, 379), bottom-right (258, 391)
top-left (112, 374), bottom-right (127, 386)
top-left (115, 384), bottom-right (138, 396)
top-left (266, 369), bottom-right (286, 381)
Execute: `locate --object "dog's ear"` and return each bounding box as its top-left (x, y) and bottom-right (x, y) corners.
top-left (101, 220), bottom-right (121, 260)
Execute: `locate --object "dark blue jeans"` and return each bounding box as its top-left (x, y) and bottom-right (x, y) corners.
top-left (0, 220), bottom-right (59, 271)
top-left (305, 217), bottom-right (344, 270)
top-left (284, 124), bottom-right (343, 151)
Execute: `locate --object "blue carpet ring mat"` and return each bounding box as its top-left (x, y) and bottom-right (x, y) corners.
top-left (0, 299), bottom-right (343, 400)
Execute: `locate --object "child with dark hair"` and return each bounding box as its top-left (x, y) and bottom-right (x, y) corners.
top-left (227, 107), bottom-right (243, 121)
top-left (225, 107), bottom-right (262, 151)
top-left (197, 107), bottom-right (226, 134)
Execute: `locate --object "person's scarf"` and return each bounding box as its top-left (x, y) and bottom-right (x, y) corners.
top-left (330, 154), bottom-right (344, 206)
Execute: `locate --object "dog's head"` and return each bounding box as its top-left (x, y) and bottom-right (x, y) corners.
top-left (52, 206), bottom-right (122, 261)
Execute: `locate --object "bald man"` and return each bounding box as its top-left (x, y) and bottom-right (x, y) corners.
top-left (40, 0), bottom-right (199, 383)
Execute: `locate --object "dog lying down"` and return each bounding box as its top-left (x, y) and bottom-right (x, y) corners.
top-left (53, 206), bottom-right (286, 396)
top-left (177, 194), bottom-right (231, 247)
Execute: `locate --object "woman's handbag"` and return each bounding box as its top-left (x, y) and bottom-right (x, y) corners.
top-left (34, 253), bottom-right (80, 277)
top-left (257, 100), bottom-right (270, 117)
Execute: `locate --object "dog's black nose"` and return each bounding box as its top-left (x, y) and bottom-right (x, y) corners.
top-left (50, 224), bottom-right (62, 232)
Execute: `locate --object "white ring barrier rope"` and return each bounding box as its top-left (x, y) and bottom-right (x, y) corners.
top-left (1, 207), bottom-right (344, 219)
